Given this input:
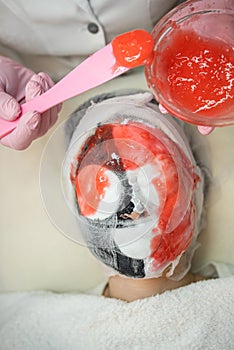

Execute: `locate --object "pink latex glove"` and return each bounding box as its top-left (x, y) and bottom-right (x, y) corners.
top-left (0, 56), bottom-right (62, 150)
top-left (158, 104), bottom-right (214, 136)
top-left (197, 125), bottom-right (214, 136)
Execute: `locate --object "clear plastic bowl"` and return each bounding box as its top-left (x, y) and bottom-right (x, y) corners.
top-left (144, 0), bottom-right (234, 127)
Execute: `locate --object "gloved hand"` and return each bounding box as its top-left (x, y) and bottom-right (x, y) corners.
top-left (0, 56), bottom-right (62, 150)
top-left (197, 125), bottom-right (214, 136)
top-left (158, 104), bottom-right (214, 136)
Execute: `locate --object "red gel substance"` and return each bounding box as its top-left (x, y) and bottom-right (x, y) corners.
top-left (75, 165), bottom-right (110, 217)
top-left (71, 123), bottom-right (198, 266)
top-left (149, 29), bottom-right (234, 118)
top-left (112, 29), bottom-right (154, 68)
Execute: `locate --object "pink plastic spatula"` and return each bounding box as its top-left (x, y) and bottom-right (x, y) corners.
top-left (0, 29), bottom-right (154, 138)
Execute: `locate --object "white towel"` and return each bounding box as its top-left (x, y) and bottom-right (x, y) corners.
top-left (0, 275), bottom-right (233, 350)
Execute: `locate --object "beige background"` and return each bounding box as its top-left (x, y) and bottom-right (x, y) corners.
top-left (0, 68), bottom-right (234, 293)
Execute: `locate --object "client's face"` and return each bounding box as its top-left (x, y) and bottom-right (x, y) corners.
top-left (64, 93), bottom-right (204, 280)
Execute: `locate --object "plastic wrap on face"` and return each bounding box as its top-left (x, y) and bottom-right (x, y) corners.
top-left (63, 93), bottom-right (204, 279)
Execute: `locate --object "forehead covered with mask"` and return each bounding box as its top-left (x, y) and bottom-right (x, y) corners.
top-left (63, 93), bottom-right (207, 280)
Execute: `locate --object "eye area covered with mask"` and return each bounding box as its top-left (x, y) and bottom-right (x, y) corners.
top-left (64, 92), bottom-right (207, 280)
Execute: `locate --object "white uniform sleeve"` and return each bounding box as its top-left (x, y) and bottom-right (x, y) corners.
top-left (0, 0), bottom-right (179, 80)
